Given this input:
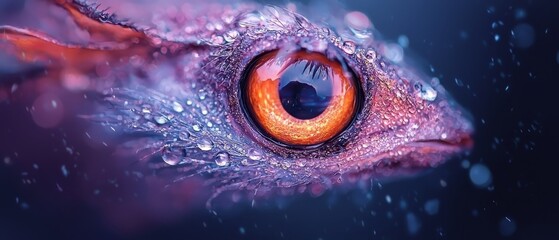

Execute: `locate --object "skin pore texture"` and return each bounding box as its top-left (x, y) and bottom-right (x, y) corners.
top-left (0, 0), bottom-right (473, 207)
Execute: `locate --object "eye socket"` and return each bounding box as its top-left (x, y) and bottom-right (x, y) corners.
top-left (241, 49), bottom-right (360, 147)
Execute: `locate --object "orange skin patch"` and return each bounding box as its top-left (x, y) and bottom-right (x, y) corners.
top-left (0, 26), bottom-right (150, 70)
top-left (55, 0), bottom-right (148, 43)
top-left (245, 50), bottom-right (357, 146)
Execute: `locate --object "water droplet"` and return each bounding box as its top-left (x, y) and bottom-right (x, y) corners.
top-left (241, 158), bottom-right (258, 166)
top-left (214, 152), bottom-right (230, 167)
top-left (11, 84), bottom-right (18, 93)
top-left (192, 124), bottom-right (201, 132)
top-left (512, 23), bottom-right (535, 48)
top-left (398, 35), bottom-right (409, 48)
top-left (31, 93), bottom-right (64, 128)
top-left (222, 14), bottom-right (234, 24)
top-left (385, 195), bottom-right (392, 203)
top-left (223, 30), bottom-right (239, 42)
top-left (406, 213), bottom-right (421, 235)
top-left (209, 35), bottom-right (224, 45)
top-left (247, 148), bottom-right (262, 161)
top-left (197, 138), bottom-right (214, 151)
top-left (345, 11), bottom-right (372, 38)
top-left (454, 78), bottom-right (464, 87)
top-left (416, 83), bottom-right (438, 101)
top-left (161, 153), bottom-right (182, 166)
top-left (345, 11), bottom-right (372, 29)
top-left (382, 43), bottom-right (404, 63)
top-left (469, 163), bottom-right (492, 187)
top-left (172, 101), bottom-right (184, 112)
top-left (205, 22), bottom-right (215, 31)
top-left (61, 165), bottom-right (68, 177)
top-left (162, 147), bottom-right (183, 166)
top-left (440, 179), bottom-right (447, 187)
top-left (499, 217), bottom-right (517, 236)
top-left (198, 92), bottom-right (206, 100)
top-left (424, 199), bottom-right (440, 215)
top-left (461, 160), bottom-right (471, 169)
top-left (179, 131), bottom-right (190, 141)
top-left (320, 27), bottom-right (330, 38)
top-left (341, 41), bottom-right (356, 54)
top-left (515, 8), bottom-right (526, 20)
top-left (154, 115), bottom-right (168, 125)
top-left (365, 50), bottom-right (377, 62)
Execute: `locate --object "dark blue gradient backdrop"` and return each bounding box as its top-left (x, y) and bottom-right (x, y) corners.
top-left (1, 0), bottom-right (557, 239)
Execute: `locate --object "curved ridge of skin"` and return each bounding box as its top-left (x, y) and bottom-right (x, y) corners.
top-left (0, 0), bottom-right (473, 206)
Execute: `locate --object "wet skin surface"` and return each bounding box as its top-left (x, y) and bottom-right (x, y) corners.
top-left (0, 0), bottom-right (473, 203)
top-left (1, 0), bottom-right (558, 239)
top-left (6, 0), bottom-right (544, 239)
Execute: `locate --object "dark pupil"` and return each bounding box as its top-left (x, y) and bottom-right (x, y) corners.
top-left (278, 60), bottom-right (333, 120)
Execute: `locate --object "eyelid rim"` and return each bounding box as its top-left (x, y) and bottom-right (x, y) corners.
top-left (227, 42), bottom-right (367, 157)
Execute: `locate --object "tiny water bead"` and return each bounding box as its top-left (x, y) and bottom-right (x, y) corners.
top-left (499, 217), bottom-right (517, 236)
top-left (162, 153), bottom-right (182, 165)
top-left (385, 195), bottom-right (392, 203)
top-left (397, 35), bottom-right (409, 48)
top-left (344, 11), bottom-right (372, 39)
top-left (214, 152), bottom-right (230, 167)
top-left (424, 199), bottom-right (440, 215)
top-left (341, 41), bottom-right (356, 54)
top-left (415, 83), bottom-right (438, 101)
top-left (162, 147), bottom-right (185, 166)
top-left (223, 30), bottom-right (239, 42)
top-left (511, 23), bottom-right (535, 48)
top-left (344, 11), bottom-right (372, 30)
top-left (60, 165), bottom-right (69, 177)
top-left (172, 101), bottom-right (184, 112)
top-left (406, 213), bottom-right (421, 235)
top-left (247, 148), bottom-right (262, 161)
top-left (469, 163), bottom-right (493, 187)
top-left (154, 115), bottom-right (169, 125)
top-left (365, 50), bottom-right (377, 63)
top-left (197, 138), bottom-right (214, 151)
top-left (31, 93), bottom-right (65, 128)
top-left (382, 43), bottom-right (404, 63)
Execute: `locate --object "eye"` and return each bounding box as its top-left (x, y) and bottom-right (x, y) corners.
top-left (1, 2), bottom-right (474, 206)
top-left (241, 50), bottom-right (360, 147)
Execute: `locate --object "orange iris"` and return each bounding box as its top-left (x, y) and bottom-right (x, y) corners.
top-left (242, 50), bottom-right (359, 146)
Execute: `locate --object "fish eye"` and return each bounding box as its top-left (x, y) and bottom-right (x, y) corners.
top-left (240, 49), bottom-right (361, 148)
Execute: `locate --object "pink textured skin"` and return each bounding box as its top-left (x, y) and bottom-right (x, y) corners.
top-left (0, 0), bottom-right (473, 207)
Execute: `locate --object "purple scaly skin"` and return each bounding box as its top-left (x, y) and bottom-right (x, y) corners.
top-left (0, 0), bottom-right (473, 206)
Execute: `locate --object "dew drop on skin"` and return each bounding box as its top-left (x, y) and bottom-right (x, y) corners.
top-left (30, 93), bottom-right (64, 128)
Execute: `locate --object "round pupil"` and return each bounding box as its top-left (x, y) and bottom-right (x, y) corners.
top-left (278, 60), bottom-right (333, 120)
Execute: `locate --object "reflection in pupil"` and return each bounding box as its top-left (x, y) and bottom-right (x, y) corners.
top-left (278, 61), bottom-right (333, 120)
